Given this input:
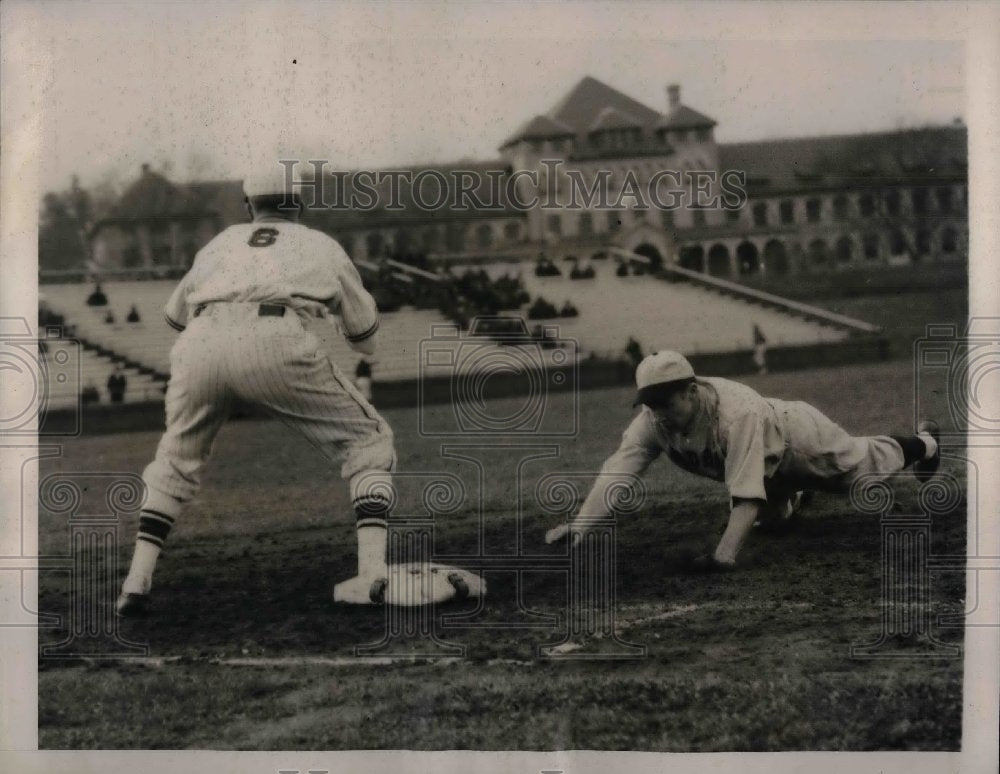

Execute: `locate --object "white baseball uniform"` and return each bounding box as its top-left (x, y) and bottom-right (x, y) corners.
top-left (577, 376), bottom-right (906, 519)
top-left (143, 218), bottom-right (395, 509)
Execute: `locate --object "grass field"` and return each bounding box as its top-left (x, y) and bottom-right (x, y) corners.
top-left (36, 359), bottom-right (967, 750)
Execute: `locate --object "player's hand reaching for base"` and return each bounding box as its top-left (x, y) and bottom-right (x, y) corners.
top-left (545, 523), bottom-right (582, 547)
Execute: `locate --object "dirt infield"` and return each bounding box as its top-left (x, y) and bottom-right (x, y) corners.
top-left (37, 360), bottom-right (966, 750)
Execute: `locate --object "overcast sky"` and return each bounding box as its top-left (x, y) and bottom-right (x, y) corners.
top-left (23, 1), bottom-right (966, 191)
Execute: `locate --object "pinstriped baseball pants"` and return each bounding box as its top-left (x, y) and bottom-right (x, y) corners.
top-left (143, 303), bottom-right (396, 505)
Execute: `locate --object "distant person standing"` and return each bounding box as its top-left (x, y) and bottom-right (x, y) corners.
top-left (87, 283), bottom-right (108, 306)
top-left (127, 304), bottom-right (142, 323)
top-left (107, 363), bottom-right (128, 403)
top-left (752, 324), bottom-right (768, 375)
top-left (355, 358), bottom-right (374, 402)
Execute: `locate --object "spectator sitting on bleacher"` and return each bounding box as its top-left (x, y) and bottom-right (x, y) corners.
top-left (559, 300), bottom-right (579, 318)
top-left (528, 296), bottom-right (559, 320)
top-left (104, 310), bottom-right (116, 325)
top-left (126, 304), bottom-right (142, 323)
top-left (81, 381), bottom-right (101, 406)
top-left (107, 363), bottom-right (127, 404)
top-left (87, 283), bottom-right (108, 306)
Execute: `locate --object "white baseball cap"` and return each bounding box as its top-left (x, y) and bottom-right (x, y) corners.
top-left (242, 165), bottom-right (300, 198)
top-left (633, 350), bottom-right (695, 406)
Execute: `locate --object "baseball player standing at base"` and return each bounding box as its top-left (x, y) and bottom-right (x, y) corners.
top-left (546, 351), bottom-right (941, 569)
top-left (117, 168), bottom-right (395, 615)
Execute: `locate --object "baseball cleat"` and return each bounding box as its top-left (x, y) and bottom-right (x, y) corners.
top-left (115, 591), bottom-right (150, 618)
top-left (914, 419), bottom-right (941, 483)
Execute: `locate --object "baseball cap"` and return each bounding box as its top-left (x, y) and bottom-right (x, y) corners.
top-left (242, 166), bottom-right (300, 199)
top-left (633, 350), bottom-right (695, 407)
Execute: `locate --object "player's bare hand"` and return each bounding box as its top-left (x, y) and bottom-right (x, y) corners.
top-left (545, 523), bottom-right (581, 546)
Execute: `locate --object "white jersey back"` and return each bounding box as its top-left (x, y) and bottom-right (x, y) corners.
top-left (163, 220), bottom-right (379, 343)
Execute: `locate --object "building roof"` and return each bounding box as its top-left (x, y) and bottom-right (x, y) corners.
top-left (718, 125), bottom-right (967, 195)
top-left (109, 165), bottom-right (206, 220)
top-left (499, 114), bottom-right (576, 148)
top-left (185, 180), bottom-right (248, 228)
top-left (550, 76), bottom-right (662, 132)
top-left (656, 104), bottom-right (717, 131)
top-left (500, 76), bottom-right (716, 159)
top-left (588, 106), bottom-right (644, 132)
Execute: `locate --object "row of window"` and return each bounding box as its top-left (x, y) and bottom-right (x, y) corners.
top-left (746, 186), bottom-right (963, 228)
top-left (529, 126), bottom-right (712, 154)
top-left (538, 184), bottom-right (965, 239)
top-left (342, 197), bottom-right (966, 257)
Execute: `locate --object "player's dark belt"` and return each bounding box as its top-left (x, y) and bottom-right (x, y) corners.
top-left (193, 303), bottom-right (286, 318)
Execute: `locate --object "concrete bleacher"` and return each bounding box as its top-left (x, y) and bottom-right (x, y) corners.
top-left (42, 256), bottom-right (869, 405)
top-left (468, 260), bottom-right (850, 357)
top-left (41, 341), bottom-right (164, 410)
top-left (42, 281), bottom-right (453, 384)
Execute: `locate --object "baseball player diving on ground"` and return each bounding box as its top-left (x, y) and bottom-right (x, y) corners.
top-left (116, 168), bottom-right (398, 615)
top-left (546, 351), bottom-right (941, 570)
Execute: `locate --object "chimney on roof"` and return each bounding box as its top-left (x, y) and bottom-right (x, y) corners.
top-left (667, 84), bottom-right (681, 110)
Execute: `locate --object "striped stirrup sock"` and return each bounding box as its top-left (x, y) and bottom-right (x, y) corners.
top-left (137, 507), bottom-right (176, 548)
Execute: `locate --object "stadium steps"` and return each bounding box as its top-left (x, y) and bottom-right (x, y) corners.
top-left (42, 281), bottom-right (455, 385)
top-left (469, 258), bottom-right (850, 359)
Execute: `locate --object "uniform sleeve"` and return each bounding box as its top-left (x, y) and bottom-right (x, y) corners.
top-left (337, 254), bottom-right (380, 352)
top-left (576, 412), bottom-right (662, 518)
top-left (723, 412), bottom-right (769, 502)
top-left (163, 274), bottom-right (190, 331)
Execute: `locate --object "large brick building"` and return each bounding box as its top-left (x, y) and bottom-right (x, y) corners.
top-left (87, 76), bottom-right (967, 280)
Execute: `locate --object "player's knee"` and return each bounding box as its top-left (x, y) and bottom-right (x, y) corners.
top-left (142, 460), bottom-right (199, 503)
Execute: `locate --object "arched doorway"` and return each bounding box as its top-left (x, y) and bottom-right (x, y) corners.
top-left (633, 242), bottom-right (664, 270)
top-left (808, 238), bottom-right (829, 268)
top-left (941, 227), bottom-right (958, 254)
top-left (737, 241), bottom-right (760, 275)
top-left (835, 236), bottom-right (853, 264)
top-left (763, 240), bottom-right (788, 276)
top-left (678, 244), bottom-right (704, 272)
top-left (707, 244), bottom-right (731, 277)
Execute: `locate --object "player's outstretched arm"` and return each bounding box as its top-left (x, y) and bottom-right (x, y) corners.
top-left (545, 413), bottom-right (660, 545)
